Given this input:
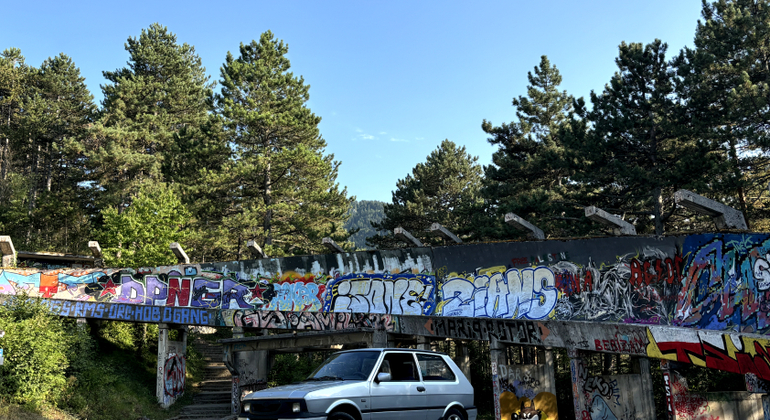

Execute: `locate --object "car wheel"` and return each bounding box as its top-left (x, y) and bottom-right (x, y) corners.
top-left (444, 407), bottom-right (466, 420)
top-left (328, 412), bottom-right (356, 420)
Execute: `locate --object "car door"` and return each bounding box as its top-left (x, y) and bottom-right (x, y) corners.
top-left (369, 351), bottom-right (427, 420)
top-left (416, 353), bottom-right (462, 420)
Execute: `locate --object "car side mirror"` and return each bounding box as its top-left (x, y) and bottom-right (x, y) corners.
top-left (375, 372), bottom-right (391, 383)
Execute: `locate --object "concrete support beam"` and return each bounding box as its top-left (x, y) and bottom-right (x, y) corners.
top-left (569, 350), bottom-right (589, 420)
top-left (232, 326), bottom-right (245, 339)
top-left (0, 236), bottom-right (16, 267)
top-left (394, 227), bottom-right (423, 247)
top-left (157, 323), bottom-right (188, 408)
top-left (322, 237), bottom-right (344, 253)
top-left (429, 222), bottom-right (462, 244)
top-left (585, 206), bottom-right (637, 236)
top-left (504, 213), bottom-right (545, 240)
top-left (169, 242), bottom-right (190, 264)
top-left (674, 189), bottom-right (748, 230)
top-left (490, 337), bottom-right (506, 420)
top-left (454, 341), bottom-right (471, 382)
top-left (631, 357), bottom-right (657, 420)
top-left (416, 336), bottom-right (431, 351)
top-left (246, 240), bottom-right (266, 259)
top-left (88, 241), bottom-right (103, 267)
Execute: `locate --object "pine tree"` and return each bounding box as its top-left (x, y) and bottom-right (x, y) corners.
top-left (480, 56), bottom-right (584, 240)
top-left (210, 31), bottom-right (352, 258)
top-left (572, 40), bottom-right (716, 235)
top-left (87, 23), bottom-right (219, 213)
top-left (368, 139), bottom-right (482, 248)
top-left (0, 48), bottom-right (28, 204)
top-left (674, 0), bottom-right (770, 230)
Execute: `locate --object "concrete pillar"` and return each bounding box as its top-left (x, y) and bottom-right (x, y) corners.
top-left (453, 341), bottom-right (471, 382)
top-left (416, 336), bottom-right (431, 351)
top-left (0, 236), bottom-right (16, 267)
top-left (490, 337), bottom-right (506, 420)
top-left (232, 326), bottom-right (245, 339)
top-left (157, 323), bottom-right (188, 408)
top-left (569, 350), bottom-right (589, 420)
top-left (660, 360), bottom-right (683, 420)
top-left (372, 330), bottom-right (390, 348)
top-left (631, 357), bottom-right (656, 420)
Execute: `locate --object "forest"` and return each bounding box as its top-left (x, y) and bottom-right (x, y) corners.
top-left (2, 0), bottom-right (770, 418)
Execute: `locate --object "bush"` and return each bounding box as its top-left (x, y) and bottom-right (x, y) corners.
top-left (0, 294), bottom-right (73, 408)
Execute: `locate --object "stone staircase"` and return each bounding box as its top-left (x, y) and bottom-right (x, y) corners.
top-left (169, 338), bottom-right (233, 420)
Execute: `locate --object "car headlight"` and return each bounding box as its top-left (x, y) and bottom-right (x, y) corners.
top-left (292, 402), bottom-right (301, 413)
top-left (243, 402), bottom-right (250, 412)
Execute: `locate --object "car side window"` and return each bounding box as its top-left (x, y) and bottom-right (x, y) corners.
top-left (416, 354), bottom-right (456, 381)
top-left (379, 353), bottom-right (419, 381)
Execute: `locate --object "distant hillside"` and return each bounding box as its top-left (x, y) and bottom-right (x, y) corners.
top-left (345, 200), bottom-right (386, 250)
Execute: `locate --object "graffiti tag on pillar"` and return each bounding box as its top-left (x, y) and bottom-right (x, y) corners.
top-left (164, 353), bottom-right (185, 398)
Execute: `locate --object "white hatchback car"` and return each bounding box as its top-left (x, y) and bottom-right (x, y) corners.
top-left (238, 348), bottom-right (477, 420)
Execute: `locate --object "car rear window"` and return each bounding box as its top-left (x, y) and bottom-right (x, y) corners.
top-left (416, 354), bottom-right (456, 381)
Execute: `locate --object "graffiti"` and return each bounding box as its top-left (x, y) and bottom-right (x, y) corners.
top-left (226, 310), bottom-right (395, 331)
top-left (584, 377), bottom-right (619, 405)
top-left (677, 234), bottom-right (770, 334)
top-left (164, 353), bottom-right (185, 398)
top-left (323, 273), bottom-right (435, 315)
top-left (427, 317), bottom-right (544, 344)
top-left (497, 364), bottom-right (558, 420)
top-left (44, 299), bottom-right (217, 325)
top-left (647, 326), bottom-right (770, 381)
top-left (590, 396), bottom-right (617, 420)
top-left (437, 267), bottom-right (557, 319)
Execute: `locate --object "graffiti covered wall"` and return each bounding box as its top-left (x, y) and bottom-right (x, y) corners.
top-left (9, 234), bottom-right (770, 339)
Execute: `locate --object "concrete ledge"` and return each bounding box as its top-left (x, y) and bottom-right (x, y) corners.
top-left (429, 223), bottom-right (462, 244)
top-left (585, 206), bottom-right (637, 236)
top-left (322, 237), bottom-right (344, 253)
top-left (394, 227), bottom-right (423, 247)
top-left (504, 213), bottom-right (545, 240)
top-left (674, 189), bottom-right (748, 230)
top-left (0, 235), bottom-right (16, 267)
top-left (170, 242), bottom-right (190, 264)
top-left (246, 240), bottom-right (266, 259)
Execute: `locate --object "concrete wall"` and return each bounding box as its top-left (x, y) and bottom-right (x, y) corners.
top-left (498, 363), bottom-right (557, 420)
top-left (5, 234), bottom-right (770, 349)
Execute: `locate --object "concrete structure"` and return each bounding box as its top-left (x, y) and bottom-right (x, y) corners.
top-left (394, 226), bottom-right (423, 247)
top-left (584, 206), bottom-right (637, 235)
top-left (321, 237), bottom-right (344, 253)
top-left (675, 189), bottom-right (748, 230)
top-left (429, 222), bottom-right (462, 243)
top-left (504, 213), bottom-right (545, 240)
top-left (169, 242), bottom-right (190, 264)
top-left (88, 241), bottom-right (103, 268)
top-left (246, 240), bottom-right (266, 259)
top-left (157, 323), bottom-right (188, 408)
top-left (8, 232), bottom-right (770, 418)
top-left (0, 236), bottom-right (16, 267)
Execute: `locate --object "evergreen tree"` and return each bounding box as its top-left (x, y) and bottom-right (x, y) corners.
top-left (87, 23), bottom-right (219, 213)
top-left (479, 56), bottom-right (585, 240)
top-left (0, 48), bottom-right (28, 204)
top-left (368, 139), bottom-right (482, 249)
top-left (572, 40), bottom-right (716, 235)
top-left (674, 0), bottom-right (770, 230)
top-left (210, 31), bottom-right (351, 258)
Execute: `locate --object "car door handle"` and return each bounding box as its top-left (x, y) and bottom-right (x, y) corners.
top-left (416, 386), bottom-right (426, 392)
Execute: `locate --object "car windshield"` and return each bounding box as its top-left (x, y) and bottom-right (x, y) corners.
top-left (306, 351), bottom-right (380, 381)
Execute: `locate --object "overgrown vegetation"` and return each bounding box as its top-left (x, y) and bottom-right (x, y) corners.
top-left (0, 295), bottom-right (204, 420)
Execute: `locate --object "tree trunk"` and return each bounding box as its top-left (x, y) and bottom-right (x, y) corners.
top-left (264, 160), bottom-right (273, 246)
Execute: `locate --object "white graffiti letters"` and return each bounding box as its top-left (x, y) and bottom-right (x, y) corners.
top-left (439, 267), bottom-right (557, 320)
top-left (331, 277), bottom-right (432, 315)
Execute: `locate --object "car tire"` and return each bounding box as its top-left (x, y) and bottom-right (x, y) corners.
top-left (328, 412), bottom-right (356, 420)
top-left (444, 407), bottom-right (466, 420)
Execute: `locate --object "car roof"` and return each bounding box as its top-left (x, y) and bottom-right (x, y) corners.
top-left (335, 348), bottom-right (449, 356)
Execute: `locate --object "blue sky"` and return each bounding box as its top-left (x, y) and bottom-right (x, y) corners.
top-left (3, 0), bottom-right (704, 202)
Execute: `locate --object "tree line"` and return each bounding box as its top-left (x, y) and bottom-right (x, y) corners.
top-left (3, 0), bottom-right (770, 266)
top-left (371, 0), bottom-right (770, 247)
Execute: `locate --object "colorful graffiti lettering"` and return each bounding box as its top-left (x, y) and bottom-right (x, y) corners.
top-left (437, 267), bottom-right (557, 319)
top-left (323, 273), bottom-right (435, 315)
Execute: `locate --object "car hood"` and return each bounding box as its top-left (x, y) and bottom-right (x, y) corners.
top-left (244, 380), bottom-right (360, 400)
